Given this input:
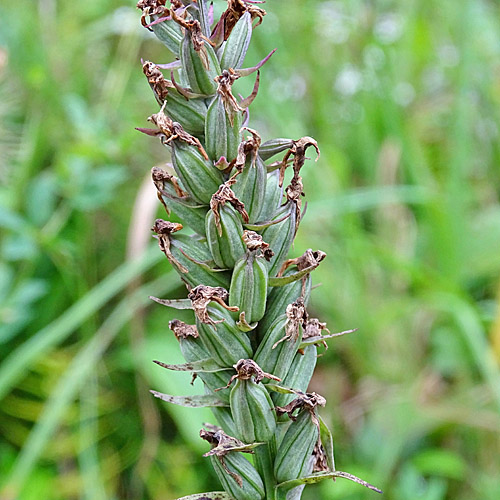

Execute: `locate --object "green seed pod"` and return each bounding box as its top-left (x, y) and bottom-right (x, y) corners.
top-left (258, 273), bottom-right (311, 338)
top-left (220, 12), bottom-right (252, 70)
top-left (181, 31), bottom-right (221, 95)
top-left (165, 91), bottom-right (207, 136)
top-left (169, 319), bottom-right (208, 363)
top-left (260, 200), bottom-right (297, 277)
top-left (230, 378), bottom-right (276, 443)
top-left (206, 205), bottom-right (247, 269)
top-left (232, 156), bottom-right (267, 223)
top-left (196, 303), bottom-right (253, 367)
top-left (168, 320), bottom-right (232, 401)
top-left (205, 94), bottom-right (242, 163)
top-left (170, 233), bottom-right (231, 289)
top-left (258, 138), bottom-right (294, 161)
top-left (253, 317), bottom-right (302, 382)
top-left (152, 167), bottom-right (208, 236)
top-left (259, 170), bottom-right (283, 220)
top-left (171, 141), bottom-right (223, 205)
top-left (274, 409), bottom-right (319, 483)
top-left (229, 251), bottom-right (268, 326)
top-left (209, 452), bottom-right (265, 500)
top-left (272, 345), bottom-right (317, 409)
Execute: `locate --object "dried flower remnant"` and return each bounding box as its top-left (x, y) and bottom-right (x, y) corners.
top-left (188, 284), bottom-right (239, 325)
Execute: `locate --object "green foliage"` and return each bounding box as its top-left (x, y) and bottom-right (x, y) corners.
top-left (0, 0), bottom-right (499, 499)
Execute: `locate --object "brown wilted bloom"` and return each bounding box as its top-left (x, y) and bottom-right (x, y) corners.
top-left (136, 0), bottom-right (168, 28)
top-left (279, 136), bottom-right (320, 187)
top-left (303, 318), bottom-right (330, 339)
top-left (168, 319), bottom-right (199, 340)
top-left (209, 179), bottom-right (249, 236)
top-left (188, 285), bottom-right (239, 325)
top-left (151, 219), bottom-right (188, 273)
top-left (272, 298), bottom-right (308, 349)
top-left (151, 166), bottom-right (187, 201)
top-left (313, 441), bottom-right (329, 473)
top-left (274, 391), bottom-right (326, 427)
top-left (277, 248), bottom-right (327, 277)
top-left (216, 359), bottom-right (280, 391)
top-left (241, 230), bottom-right (273, 261)
top-left (214, 70), bottom-right (261, 126)
top-left (147, 105), bottom-right (209, 159)
top-left (213, 0), bottom-right (266, 41)
top-left (170, 9), bottom-right (215, 69)
top-left (142, 60), bottom-right (173, 104)
top-left (200, 426), bottom-right (257, 486)
top-left (233, 127), bottom-right (262, 172)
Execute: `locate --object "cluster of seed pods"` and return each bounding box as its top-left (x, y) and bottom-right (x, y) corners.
top-left (136, 2), bottom-right (381, 499)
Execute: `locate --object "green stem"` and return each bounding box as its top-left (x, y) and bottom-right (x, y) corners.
top-left (254, 443), bottom-right (277, 500)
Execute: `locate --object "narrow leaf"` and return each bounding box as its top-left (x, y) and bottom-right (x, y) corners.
top-left (276, 471), bottom-right (382, 494)
top-left (244, 212), bottom-right (290, 230)
top-left (150, 390), bottom-right (229, 407)
top-left (264, 383), bottom-right (298, 395)
top-left (269, 264), bottom-right (317, 287)
top-left (319, 415), bottom-right (335, 472)
top-left (299, 329), bottom-right (358, 349)
top-left (175, 493), bottom-right (233, 500)
top-left (153, 358), bottom-right (231, 373)
top-left (237, 48), bottom-right (276, 76)
top-left (149, 296), bottom-right (193, 309)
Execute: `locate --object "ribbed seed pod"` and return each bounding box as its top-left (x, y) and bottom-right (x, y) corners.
top-left (259, 170), bottom-right (283, 220)
top-left (181, 32), bottom-right (221, 95)
top-left (195, 304), bottom-right (253, 367)
top-left (232, 156), bottom-right (267, 223)
top-left (205, 93), bottom-right (242, 163)
top-left (274, 409), bottom-right (319, 483)
top-left (260, 200), bottom-right (297, 277)
top-left (142, 61), bottom-right (207, 136)
top-left (220, 12), bottom-right (252, 70)
top-left (253, 315), bottom-right (302, 381)
top-left (152, 167), bottom-right (208, 236)
top-left (229, 251), bottom-right (268, 326)
top-left (258, 138), bottom-right (294, 161)
top-left (259, 274), bottom-right (311, 338)
top-left (165, 91), bottom-right (207, 136)
top-left (272, 346), bottom-right (317, 409)
top-left (230, 378), bottom-right (276, 443)
top-left (170, 321), bottom-right (208, 363)
top-left (169, 233), bottom-right (231, 289)
top-left (168, 320), bottom-right (232, 402)
top-left (206, 205), bottom-right (247, 269)
top-left (209, 452), bottom-right (265, 500)
top-left (171, 141), bottom-right (223, 205)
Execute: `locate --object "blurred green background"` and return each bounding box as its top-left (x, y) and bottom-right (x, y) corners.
top-left (1, 0), bottom-right (500, 499)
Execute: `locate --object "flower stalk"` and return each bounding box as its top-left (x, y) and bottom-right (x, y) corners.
top-left (136, 1), bottom-right (382, 498)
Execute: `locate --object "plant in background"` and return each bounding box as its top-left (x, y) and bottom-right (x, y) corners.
top-left (136, 1), bottom-right (382, 499)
